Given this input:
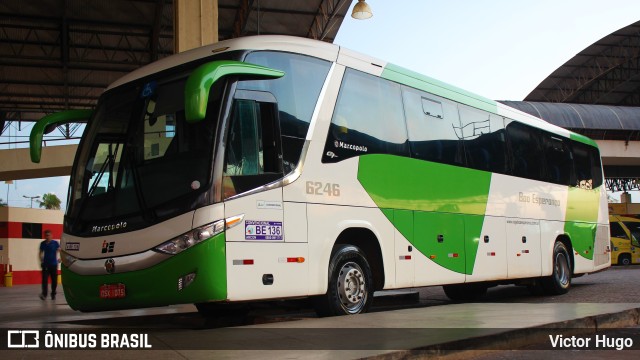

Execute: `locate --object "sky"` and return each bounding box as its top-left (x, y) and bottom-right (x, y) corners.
top-left (2, 0), bottom-right (640, 209)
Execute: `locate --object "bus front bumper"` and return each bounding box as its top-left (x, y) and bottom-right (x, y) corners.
top-left (62, 233), bottom-right (227, 312)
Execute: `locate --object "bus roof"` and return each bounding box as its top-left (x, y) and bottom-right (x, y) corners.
top-left (106, 35), bottom-right (593, 148)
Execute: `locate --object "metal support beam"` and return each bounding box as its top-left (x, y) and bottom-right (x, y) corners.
top-left (307, 0), bottom-right (350, 42)
top-left (231, 0), bottom-right (254, 38)
top-left (174, 0), bottom-right (219, 53)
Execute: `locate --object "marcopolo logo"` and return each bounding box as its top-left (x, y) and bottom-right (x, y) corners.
top-left (92, 221), bottom-right (127, 233)
top-left (334, 140), bottom-right (368, 153)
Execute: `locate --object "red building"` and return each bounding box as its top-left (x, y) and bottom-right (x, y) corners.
top-left (0, 207), bottom-right (63, 285)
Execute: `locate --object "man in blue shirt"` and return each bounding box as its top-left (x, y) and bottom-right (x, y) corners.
top-left (39, 230), bottom-right (60, 300)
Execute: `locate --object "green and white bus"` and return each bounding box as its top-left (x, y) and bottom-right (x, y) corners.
top-left (30, 36), bottom-right (610, 315)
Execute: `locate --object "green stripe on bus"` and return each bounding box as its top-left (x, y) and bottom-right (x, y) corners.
top-left (570, 133), bottom-right (599, 148)
top-left (358, 154), bottom-right (491, 274)
top-left (564, 187), bottom-right (601, 260)
top-left (62, 233), bottom-right (227, 311)
top-left (381, 63), bottom-right (499, 114)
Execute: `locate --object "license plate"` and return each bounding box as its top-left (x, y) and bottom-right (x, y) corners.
top-left (99, 283), bottom-right (126, 299)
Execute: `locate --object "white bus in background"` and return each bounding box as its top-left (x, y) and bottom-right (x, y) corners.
top-left (30, 36), bottom-right (610, 316)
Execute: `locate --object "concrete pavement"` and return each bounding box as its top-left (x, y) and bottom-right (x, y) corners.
top-left (1, 284), bottom-right (639, 359)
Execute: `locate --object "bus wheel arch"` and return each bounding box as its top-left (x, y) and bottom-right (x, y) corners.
top-left (314, 227), bottom-right (385, 316)
top-left (556, 234), bottom-right (575, 275)
top-left (332, 227), bottom-right (385, 291)
top-left (541, 236), bottom-right (573, 295)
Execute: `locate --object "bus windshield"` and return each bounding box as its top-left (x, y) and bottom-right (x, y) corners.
top-left (624, 222), bottom-right (640, 243)
top-left (67, 72), bottom-right (222, 235)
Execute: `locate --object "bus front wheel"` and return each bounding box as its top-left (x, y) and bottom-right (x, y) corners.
top-left (541, 241), bottom-right (572, 295)
top-left (314, 244), bottom-right (374, 317)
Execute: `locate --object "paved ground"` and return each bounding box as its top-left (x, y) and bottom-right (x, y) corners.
top-left (1, 266), bottom-right (639, 359)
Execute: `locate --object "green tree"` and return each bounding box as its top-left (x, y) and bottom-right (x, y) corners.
top-left (38, 193), bottom-right (61, 210)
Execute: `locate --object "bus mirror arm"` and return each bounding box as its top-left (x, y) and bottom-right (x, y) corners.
top-left (29, 109), bottom-right (93, 163)
top-left (184, 60), bottom-right (284, 123)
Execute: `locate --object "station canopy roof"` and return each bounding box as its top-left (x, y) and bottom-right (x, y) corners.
top-left (524, 20), bottom-right (640, 106)
top-left (504, 20), bottom-right (640, 142)
top-left (0, 0), bottom-right (351, 123)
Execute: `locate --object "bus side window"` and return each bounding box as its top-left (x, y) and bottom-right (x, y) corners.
top-left (223, 91), bottom-right (283, 198)
top-left (402, 87), bottom-right (463, 166)
top-left (322, 68), bottom-right (409, 162)
top-left (541, 134), bottom-right (572, 185)
top-left (505, 121), bottom-right (544, 181)
top-left (571, 141), bottom-right (593, 189)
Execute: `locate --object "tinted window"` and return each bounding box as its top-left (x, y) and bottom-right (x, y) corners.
top-left (323, 69), bottom-right (409, 162)
top-left (239, 52), bottom-right (331, 173)
top-left (223, 97), bottom-right (283, 198)
top-left (610, 221), bottom-right (627, 239)
top-left (624, 221), bottom-right (640, 241)
top-left (506, 122), bottom-right (544, 181)
top-left (590, 146), bottom-right (603, 188)
top-left (542, 133), bottom-right (572, 185)
top-left (459, 106), bottom-right (507, 173)
top-left (403, 87), bottom-right (464, 166)
top-left (571, 141), bottom-right (603, 189)
top-left (22, 223), bottom-right (42, 239)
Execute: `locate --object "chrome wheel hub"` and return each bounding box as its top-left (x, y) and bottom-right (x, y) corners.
top-left (337, 262), bottom-right (366, 312)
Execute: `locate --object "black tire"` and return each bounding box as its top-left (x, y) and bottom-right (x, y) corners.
top-left (443, 283), bottom-right (487, 302)
top-left (541, 241), bottom-right (572, 295)
top-left (619, 254), bottom-right (631, 266)
top-left (314, 244), bottom-right (374, 317)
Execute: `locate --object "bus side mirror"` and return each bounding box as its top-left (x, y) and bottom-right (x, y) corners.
top-left (184, 60), bottom-right (284, 123)
top-left (29, 109), bottom-right (93, 163)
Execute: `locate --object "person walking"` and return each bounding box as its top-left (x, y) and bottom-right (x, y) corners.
top-left (39, 229), bottom-right (60, 300)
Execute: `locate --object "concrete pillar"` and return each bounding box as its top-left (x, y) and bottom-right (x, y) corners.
top-left (621, 192), bottom-right (632, 204)
top-left (174, 0), bottom-right (219, 53)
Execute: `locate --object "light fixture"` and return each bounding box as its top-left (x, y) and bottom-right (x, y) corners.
top-left (351, 0), bottom-right (373, 20)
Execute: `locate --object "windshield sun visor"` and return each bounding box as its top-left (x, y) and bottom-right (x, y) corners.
top-left (184, 60), bottom-right (284, 123)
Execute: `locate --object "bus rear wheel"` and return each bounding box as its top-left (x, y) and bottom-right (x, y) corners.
top-left (314, 244), bottom-right (374, 317)
top-left (541, 241), bottom-right (572, 295)
top-left (619, 254), bottom-right (631, 266)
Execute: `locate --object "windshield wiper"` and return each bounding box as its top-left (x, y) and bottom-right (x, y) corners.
top-left (87, 142), bottom-right (121, 198)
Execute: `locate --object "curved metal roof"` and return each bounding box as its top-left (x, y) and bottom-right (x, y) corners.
top-left (0, 0), bottom-right (351, 124)
top-left (525, 20), bottom-right (640, 106)
top-left (500, 101), bottom-right (640, 141)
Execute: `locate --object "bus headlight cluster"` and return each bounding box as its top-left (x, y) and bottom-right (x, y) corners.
top-left (154, 220), bottom-right (224, 255)
top-left (61, 251), bottom-right (78, 267)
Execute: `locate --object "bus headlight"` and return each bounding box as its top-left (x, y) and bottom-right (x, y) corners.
top-left (154, 220), bottom-right (224, 255)
top-left (61, 251), bottom-right (78, 267)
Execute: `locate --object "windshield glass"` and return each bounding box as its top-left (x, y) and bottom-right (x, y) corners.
top-left (624, 222), bottom-right (640, 243)
top-left (67, 71), bottom-right (222, 235)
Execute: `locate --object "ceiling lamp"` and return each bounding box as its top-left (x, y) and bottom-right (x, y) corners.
top-left (351, 0), bottom-right (373, 20)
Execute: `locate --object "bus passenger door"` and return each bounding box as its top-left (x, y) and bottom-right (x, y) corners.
top-left (222, 90), bottom-right (308, 300)
top-left (506, 218), bottom-right (542, 278)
